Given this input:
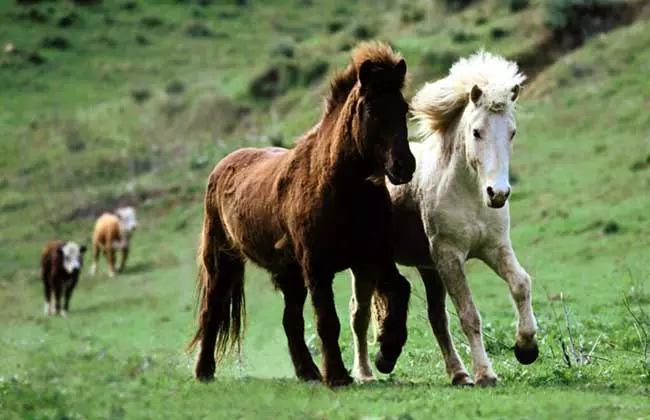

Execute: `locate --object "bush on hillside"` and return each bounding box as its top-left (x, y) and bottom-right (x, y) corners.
top-left (303, 58), bottom-right (329, 85)
top-left (508, 0), bottom-right (530, 12)
top-left (442, 0), bottom-right (476, 12)
top-left (544, 0), bottom-right (632, 45)
top-left (270, 42), bottom-right (295, 59)
top-left (249, 60), bottom-right (301, 100)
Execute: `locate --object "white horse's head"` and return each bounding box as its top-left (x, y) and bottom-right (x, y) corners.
top-left (411, 50), bottom-right (525, 209)
top-left (464, 83), bottom-right (520, 208)
top-left (115, 206), bottom-right (137, 233)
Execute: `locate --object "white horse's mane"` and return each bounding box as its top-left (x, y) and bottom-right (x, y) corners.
top-left (411, 50), bottom-right (526, 137)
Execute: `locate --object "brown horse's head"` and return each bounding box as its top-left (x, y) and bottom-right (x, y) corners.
top-left (357, 55), bottom-right (414, 185)
top-left (329, 42), bottom-right (415, 185)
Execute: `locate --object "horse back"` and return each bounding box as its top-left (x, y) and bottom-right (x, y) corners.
top-left (92, 213), bottom-right (122, 247)
top-left (206, 147), bottom-right (293, 269)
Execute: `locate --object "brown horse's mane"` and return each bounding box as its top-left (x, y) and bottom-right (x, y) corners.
top-left (325, 41), bottom-right (405, 115)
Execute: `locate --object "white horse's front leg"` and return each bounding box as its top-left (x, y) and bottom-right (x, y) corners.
top-left (349, 269), bottom-right (376, 382)
top-left (432, 245), bottom-right (497, 387)
top-left (481, 245), bottom-right (538, 364)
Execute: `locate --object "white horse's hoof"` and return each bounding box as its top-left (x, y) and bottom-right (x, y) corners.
top-left (352, 369), bottom-right (376, 383)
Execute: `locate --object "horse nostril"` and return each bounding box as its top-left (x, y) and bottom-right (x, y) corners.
top-left (505, 189), bottom-right (511, 199)
top-left (486, 186), bottom-right (495, 198)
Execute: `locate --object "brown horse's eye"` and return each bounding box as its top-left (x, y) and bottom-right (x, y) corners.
top-left (473, 129), bottom-right (481, 139)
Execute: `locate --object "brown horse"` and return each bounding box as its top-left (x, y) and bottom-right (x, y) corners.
top-left (187, 41), bottom-right (415, 387)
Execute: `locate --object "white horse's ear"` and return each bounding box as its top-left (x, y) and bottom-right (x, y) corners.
top-left (511, 84), bottom-right (520, 101)
top-left (470, 85), bottom-right (482, 104)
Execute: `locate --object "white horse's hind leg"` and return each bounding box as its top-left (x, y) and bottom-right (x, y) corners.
top-left (481, 245), bottom-right (538, 364)
top-left (418, 267), bottom-right (472, 386)
top-left (349, 270), bottom-right (376, 382)
top-left (432, 245), bottom-right (497, 387)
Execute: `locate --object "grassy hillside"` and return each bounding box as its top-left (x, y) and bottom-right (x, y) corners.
top-left (1, 0), bottom-right (650, 418)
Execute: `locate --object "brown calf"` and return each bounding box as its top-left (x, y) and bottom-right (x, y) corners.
top-left (41, 240), bottom-right (87, 317)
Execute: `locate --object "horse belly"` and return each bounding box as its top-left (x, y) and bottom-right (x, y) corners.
top-left (392, 206), bottom-right (432, 267)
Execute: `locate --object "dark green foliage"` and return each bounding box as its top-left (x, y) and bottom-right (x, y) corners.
top-left (442, 0), bottom-right (476, 12)
top-left (249, 60), bottom-right (301, 99)
top-left (165, 80), bottom-right (186, 95)
top-left (303, 58), bottom-right (329, 85)
top-left (40, 35), bottom-right (71, 50)
top-left (183, 20), bottom-right (216, 37)
top-left (351, 24), bottom-right (375, 40)
top-left (509, 0), bottom-right (530, 12)
top-left (270, 42), bottom-right (295, 59)
top-left (131, 86), bottom-right (151, 103)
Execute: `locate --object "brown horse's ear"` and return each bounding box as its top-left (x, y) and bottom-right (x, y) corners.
top-left (394, 58), bottom-right (407, 79)
top-left (470, 84), bottom-right (483, 104)
top-left (511, 84), bottom-right (521, 101)
top-left (359, 59), bottom-right (375, 87)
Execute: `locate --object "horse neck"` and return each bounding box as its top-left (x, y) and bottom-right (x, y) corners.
top-left (427, 115), bottom-right (482, 198)
top-left (315, 93), bottom-right (379, 184)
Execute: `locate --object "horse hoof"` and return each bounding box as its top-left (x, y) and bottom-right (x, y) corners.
top-left (297, 366), bottom-right (323, 382)
top-left (374, 350), bottom-right (397, 374)
top-left (194, 357), bottom-right (216, 383)
top-left (451, 372), bottom-right (473, 387)
top-left (514, 344), bottom-right (539, 365)
top-left (476, 376), bottom-right (498, 388)
top-left (325, 374), bottom-right (353, 388)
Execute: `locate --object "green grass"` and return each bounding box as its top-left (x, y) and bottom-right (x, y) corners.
top-left (2, 0), bottom-right (650, 418)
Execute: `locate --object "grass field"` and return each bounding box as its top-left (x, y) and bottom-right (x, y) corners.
top-left (1, 1), bottom-right (650, 419)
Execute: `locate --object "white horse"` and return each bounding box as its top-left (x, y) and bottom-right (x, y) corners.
top-left (349, 51), bottom-right (538, 387)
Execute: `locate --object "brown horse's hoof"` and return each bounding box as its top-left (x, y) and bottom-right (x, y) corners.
top-left (297, 365), bottom-right (323, 382)
top-left (374, 349), bottom-right (398, 374)
top-left (514, 344), bottom-right (539, 365)
top-left (324, 374), bottom-right (353, 388)
top-left (476, 376), bottom-right (498, 388)
top-left (194, 356), bottom-right (216, 383)
top-left (451, 372), bottom-right (474, 387)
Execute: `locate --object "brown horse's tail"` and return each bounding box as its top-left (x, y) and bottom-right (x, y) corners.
top-left (186, 210), bottom-right (246, 381)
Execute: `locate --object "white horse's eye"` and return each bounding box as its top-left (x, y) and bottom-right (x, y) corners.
top-left (510, 130), bottom-right (516, 140)
top-left (473, 129), bottom-right (482, 139)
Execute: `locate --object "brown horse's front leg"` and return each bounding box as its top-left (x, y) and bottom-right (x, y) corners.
top-left (274, 270), bottom-right (322, 382)
top-left (371, 264), bottom-right (410, 375)
top-left (306, 269), bottom-right (352, 388)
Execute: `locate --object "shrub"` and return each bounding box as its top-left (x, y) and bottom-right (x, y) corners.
top-left (165, 80), bottom-right (186, 95)
top-left (40, 35), bottom-right (71, 50)
top-left (303, 59), bottom-right (329, 85)
top-left (270, 42), bottom-right (295, 59)
top-left (509, 0), bottom-right (530, 12)
top-left (442, 0), bottom-right (476, 12)
top-left (131, 86), bottom-right (151, 103)
top-left (249, 60), bottom-right (301, 99)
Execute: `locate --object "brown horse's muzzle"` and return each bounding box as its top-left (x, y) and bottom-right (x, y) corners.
top-left (386, 148), bottom-right (416, 185)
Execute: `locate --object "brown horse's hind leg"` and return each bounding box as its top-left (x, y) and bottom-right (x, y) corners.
top-left (306, 268), bottom-right (352, 387)
top-left (274, 269), bottom-right (322, 382)
top-left (194, 250), bottom-right (246, 382)
top-left (418, 267), bottom-right (472, 386)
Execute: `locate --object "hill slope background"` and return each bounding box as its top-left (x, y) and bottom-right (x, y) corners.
top-left (1, 0), bottom-right (650, 418)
